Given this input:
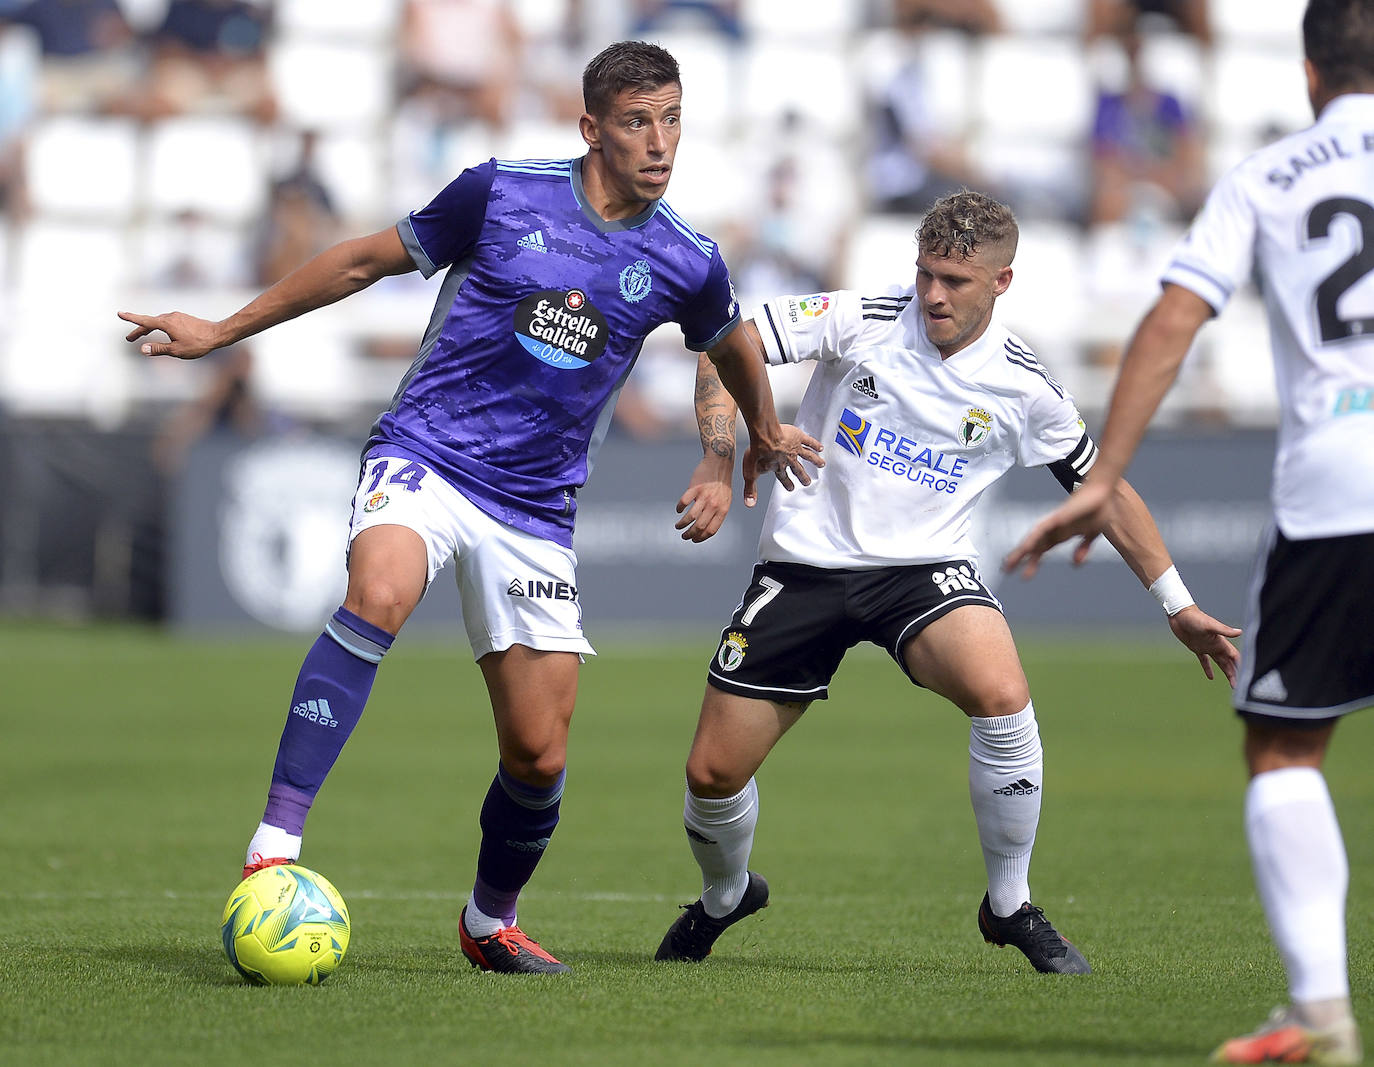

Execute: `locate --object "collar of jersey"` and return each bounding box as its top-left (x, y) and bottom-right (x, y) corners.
top-left (570, 156), bottom-right (660, 233)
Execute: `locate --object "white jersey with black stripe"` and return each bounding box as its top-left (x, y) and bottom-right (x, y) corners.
top-left (752, 284), bottom-right (1094, 568)
top-left (1161, 92), bottom-right (1374, 539)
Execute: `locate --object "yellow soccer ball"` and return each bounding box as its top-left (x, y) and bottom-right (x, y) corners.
top-left (220, 864), bottom-right (350, 985)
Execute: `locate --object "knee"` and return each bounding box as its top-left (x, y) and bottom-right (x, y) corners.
top-left (499, 741), bottom-right (568, 788)
top-left (963, 684), bottom-right (1031, 721)
top-left (684, 750), bottom-right (748, 799)
top-left (344, 575), bottom-right (417, 633)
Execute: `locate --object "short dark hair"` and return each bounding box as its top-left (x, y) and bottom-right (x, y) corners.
top-left (917, 190), bottom-right (1019, 266)
top-left (582, 41), bottom-right (681, 118)
top-left (1304, 0), bottom-right (1374, 92)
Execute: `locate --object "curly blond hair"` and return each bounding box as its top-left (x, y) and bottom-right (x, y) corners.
top-left (917, 190), bottom-right (1018, 266)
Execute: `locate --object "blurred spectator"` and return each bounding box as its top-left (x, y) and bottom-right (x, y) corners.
top-left (397, 0), bottom-right (523, 133)
top-left (883, 0), bottom-right (1002, 34)
top-left (862, 13), bottom-right (991, 215)
top-left (1087, 0), bottom-right (1211, 47)
top-left (151, 344), bottom-right (290, 475)
top-left (253, 129), bottom-right (341, 285)
top-left (141, 0), bottom-right (277, 123)
top-left (1088, 13), bottom-right (1205, 226)
top-left (629, 0), bottom-right (746, 41)
top-left (3, 0), bottom-right (142, 114)
top-left (145, 208), bottom-right (253, 288)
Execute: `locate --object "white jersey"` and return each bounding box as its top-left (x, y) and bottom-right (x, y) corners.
top-left (1162, 92), bottom-right (1374, 539)
top-left (753, 286), bottom-right (1094, 568)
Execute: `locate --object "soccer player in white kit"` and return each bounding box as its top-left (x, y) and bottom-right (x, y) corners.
top-left (654, 191), bottom-right (1243, 974)
top-left (1008, 0), bottom-right (1373, 1059)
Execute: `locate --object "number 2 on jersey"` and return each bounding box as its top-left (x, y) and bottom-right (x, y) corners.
top-left (1305, 196), bottom-right (1374, 344)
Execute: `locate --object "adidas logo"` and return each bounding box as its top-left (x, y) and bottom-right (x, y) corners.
top-left (684, 826), bottom-right (717, 845)
top-left (993, 778), bottom-right (1039, 796)
top-left (517, 229), bottom-right (548, 253)
top-left (1251, 669), bottom-right (1289, 702)
top-left (291, 698), bottom-right (339, 728)
top-left (851, 375), bottom-right (878, 399)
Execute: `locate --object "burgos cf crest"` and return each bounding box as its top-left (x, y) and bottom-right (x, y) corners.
top-left (834, 407), bottom-right (871, 456)
top-left (716, 631), bottom-right (749, 672)
top-left (958, 407), bottom-right (993, 446)
top-left (619, 259), bottom-right (652, 303)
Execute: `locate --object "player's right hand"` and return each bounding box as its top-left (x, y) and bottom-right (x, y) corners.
top-left (118, 310), bottom-right (222, 360)
top-left (742, 425), bottom-right (824, 505)
top-left (1003, 478), bottom-right (1115, 578)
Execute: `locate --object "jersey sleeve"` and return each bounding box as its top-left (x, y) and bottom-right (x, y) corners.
top-left (1160, 162), bottom-right (1256, 315)
top-left (1019, 377), bottom-right (1097, 485)
top-left (397, 159), bottom-right (497, 279)
top-left (750, 290), bottom-right (862, 366)
top-left (678, 244), bottom-right (742, 351)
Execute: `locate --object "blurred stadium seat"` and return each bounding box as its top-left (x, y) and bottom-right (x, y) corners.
top-left (268, 39), bottom-right (393, 130)
top-left (973, 36), bottom-right (1095, 141)
top-left (145, 116), bottom-right (269, 223)
top-left (1208, 40), bottom-right (1310, 137)
top-left (25, 116), bottom-right (140, 220)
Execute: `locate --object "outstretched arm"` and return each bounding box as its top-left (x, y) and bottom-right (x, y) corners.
top-left (1099, 477), bottom-right (1242, 686)
top-left (705, 320), bottom-right (823, 494)
top-left (119, 226), bottom-right (417, 360)
top-left (675, 352), bottom-right (739, 542)
top-left (1004, 283), bottom-right (1214, 576)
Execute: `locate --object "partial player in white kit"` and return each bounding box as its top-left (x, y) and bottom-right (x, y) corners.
top-left (654, 190), bottom-right (1242, 973)
top-left (1008, 0), bottom-right (1373, 1059)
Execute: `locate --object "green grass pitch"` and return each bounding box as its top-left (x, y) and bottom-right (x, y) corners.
top-left (2, 622), bottom-right (1369, 1066)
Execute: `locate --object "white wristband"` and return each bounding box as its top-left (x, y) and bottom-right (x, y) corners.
top-left (1149, 565), bottom-right (1195, 616)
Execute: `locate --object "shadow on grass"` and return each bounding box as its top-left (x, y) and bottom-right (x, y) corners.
top-left (85, 942), bottom-right (240, 986)
top-left (730, 1028), bottom-right (1205, 1059)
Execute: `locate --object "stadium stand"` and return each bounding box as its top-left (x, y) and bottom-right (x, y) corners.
top-left (0, 0), bottom-right (1300, 431)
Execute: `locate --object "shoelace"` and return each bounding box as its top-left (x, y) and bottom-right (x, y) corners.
top-left (672, 902), bottom-right (723, 951)
top-left (1018, 906), bottom-right (1069, 958)
top-left (483, 925), bottom-right (540, 958)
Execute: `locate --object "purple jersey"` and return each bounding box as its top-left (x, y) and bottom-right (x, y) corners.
top-left (367, 156), bottom-right (740, 548)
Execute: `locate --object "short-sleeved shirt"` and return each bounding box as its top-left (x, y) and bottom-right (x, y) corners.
top-left (1161, 92), bottom-right (1374, 540)
top-left (752, 286), bottom-right (1095, 568)
top-left (370, 156), bottom-right (740, 548)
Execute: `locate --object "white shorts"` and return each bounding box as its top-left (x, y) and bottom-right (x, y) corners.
top-left (348, 454), bottom-right (595, 661)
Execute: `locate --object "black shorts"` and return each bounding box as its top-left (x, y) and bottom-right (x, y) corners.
top-left (1235, 526), bottom-right (1374, 723)
top-left (705, 559), bottom-right (1003, 703)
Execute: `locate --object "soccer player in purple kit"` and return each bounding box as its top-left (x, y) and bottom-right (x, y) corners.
top-left (119, 40), bottom-right (821, 975)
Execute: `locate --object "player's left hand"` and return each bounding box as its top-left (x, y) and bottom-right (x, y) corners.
top-left (675, 456), bottom-right (733, 542)
top-left (1167, 605), bottom-right (1243, 687)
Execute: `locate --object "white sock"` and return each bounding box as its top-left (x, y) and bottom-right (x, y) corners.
top-left (968, 702), bottom-right (1042, 917)
top-left (462, 895), bottom-right (510, 938)
top-left (684, 779), bottom-right (758, 918)
top-left (1246, 767), bottom-right (1349, 1004)
top-left (245, 823), bottom-right (301, 868)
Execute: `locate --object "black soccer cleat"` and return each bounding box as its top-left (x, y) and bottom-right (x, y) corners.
top-left (459, 907), bottom-right (571, 975)
top-left (977, 893), bottom-right (1091, 974)
top-left (655, 872), bottom-right (770, 962)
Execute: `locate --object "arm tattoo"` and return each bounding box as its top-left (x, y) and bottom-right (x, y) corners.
top-left (695, 358), bottom-right (736, 461)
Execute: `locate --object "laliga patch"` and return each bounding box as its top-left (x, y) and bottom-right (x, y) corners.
top-left (618, 259), bottom-right (653, 303)
top-left (798, 294), bottom-right (830, 318)
top-left (514, 289), bottom-right (609, 369)
top-left (362, 491), bottom-right (389, 513)
top-left (716, 631), bottom-right (749, 672)
top-left (958, 407), bottom-right (992, 447)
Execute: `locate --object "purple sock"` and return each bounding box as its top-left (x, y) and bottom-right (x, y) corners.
top-left (261, 608), bottom-right (394, 834)
top-left (472, 764), bottom-right (565, 925)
